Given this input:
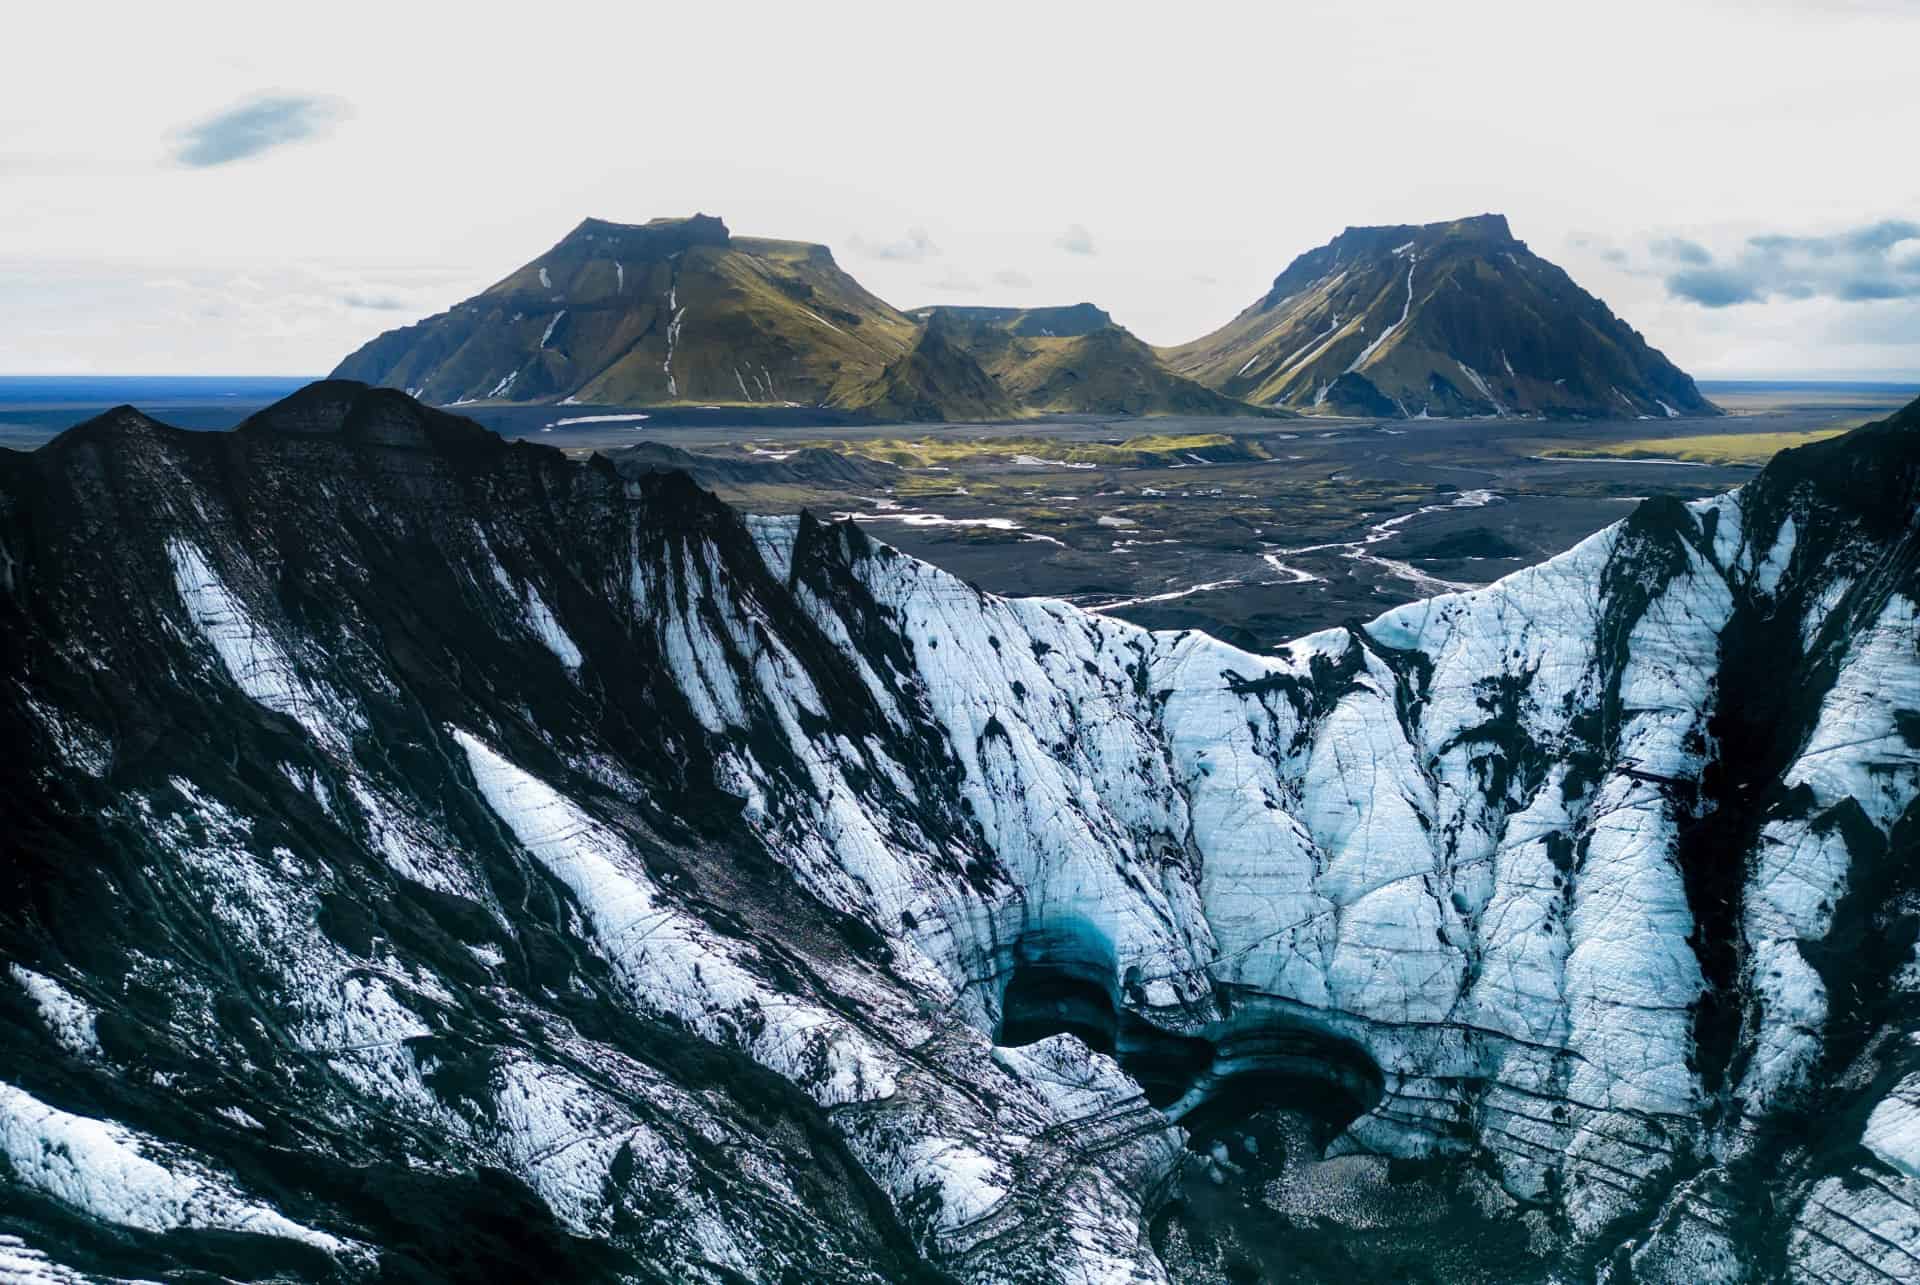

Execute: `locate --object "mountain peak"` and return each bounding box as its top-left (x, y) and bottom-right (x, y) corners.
top-left (41, 404), bottom-right (177, 454)
top-left (1450, 211), bottom-right (1513, 238)
top-left (1335, 212), bottom-right (1514, 245)
top-left (1314, 214), bottom-right (1520, 269)
top-left (238, 379), bottom-right (506, 454)
top-left (330, 215), bottom-right (917, 408)
top-left (1164, 213), bottom-right (1714, 420)
top-left (555, 213), bottom-right (732, 258)
top-left (842, 315), bottom-right (1019, 422)
top-left (917, 308), bottom-right (1287, 419)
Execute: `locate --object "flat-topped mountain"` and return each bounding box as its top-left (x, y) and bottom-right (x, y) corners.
top-left (1164, 213), bottom-right (1718, 419)
top-left (331, 214), bottom-right (919, 409)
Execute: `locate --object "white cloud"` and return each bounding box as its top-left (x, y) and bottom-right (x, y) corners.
top-left (171, 93), bottom-right (351, 168)
top-left (1055, 224), bottom-right (1096, 256)
top-left (1652, 220), bottom-right (1920, 307)
top-left (923, 270), bottom-right (980, 294)
top-left (0, 256), bottom-right (473, 374)
top-left (847, 226), bottom-right (939, 262)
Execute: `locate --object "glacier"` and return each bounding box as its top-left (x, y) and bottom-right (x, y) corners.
top-left (1, 382), bottom-right (1918, 1281)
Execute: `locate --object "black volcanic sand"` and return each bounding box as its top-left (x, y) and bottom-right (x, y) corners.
top-left (590, 396), bottom-right (1893, 649)
top-left (8, 385), bottom-right (1910, 649)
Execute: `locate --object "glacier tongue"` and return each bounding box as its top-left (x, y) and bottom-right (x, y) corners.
top-left (7, 388), bottom-right (1920, 1281)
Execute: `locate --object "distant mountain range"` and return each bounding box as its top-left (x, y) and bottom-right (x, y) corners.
top-left (334, 213), bottom-right (1716, 422)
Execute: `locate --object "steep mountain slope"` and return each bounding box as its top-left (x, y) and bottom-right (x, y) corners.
top-left (1165, 214), bottom-right (1719, 419)
top-left (331, 215), bottom-right (918, 408)
top-left (915, 305), bottom-right (1273, 418)
top-left (4, 382), bottom-right (1918, 1282)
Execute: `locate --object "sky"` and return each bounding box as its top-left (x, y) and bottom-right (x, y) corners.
top-left (3, 0), bottom-right (1917, 379)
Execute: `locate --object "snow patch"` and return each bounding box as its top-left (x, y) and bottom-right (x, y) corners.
top-left (452, 729), bottom-right (897, 1106)
top-left (0, 1080), bottom-right (345, 1254)
top-left (8, 966), bottom-right (99, 1057)
top-left (1346, 255), bottom-right (1416, 374)
top-left (166, 539), bottom-right (349, 752)
top-left (1455, 361), bottom-right (1506, 416)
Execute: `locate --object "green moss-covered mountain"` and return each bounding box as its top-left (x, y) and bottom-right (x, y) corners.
top-left (330, 215), bottom-right (919, 409)
top-left (903, 304), bottom-right (1114, 340)
top-left (840, 313), bottom-right (1020, 422)
top-left (332, 218), bottom-right (1280, 422)
top-left (1162, 214), bottom-right (1718, 419)
top-left (907, 305), bottom-right (1277, 418)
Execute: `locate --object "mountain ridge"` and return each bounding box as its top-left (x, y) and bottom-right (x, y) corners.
top-left (838, 313), bottom-right (1022, 422)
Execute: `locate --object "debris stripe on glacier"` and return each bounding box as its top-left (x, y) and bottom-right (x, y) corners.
top-left (1741, 591), bottom-right (1920, 1119)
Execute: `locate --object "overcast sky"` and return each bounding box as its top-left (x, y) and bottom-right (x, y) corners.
top-left (3, 0), bottom-right (1916, 378)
